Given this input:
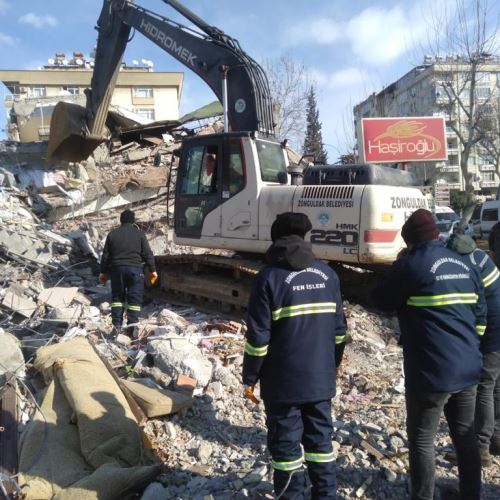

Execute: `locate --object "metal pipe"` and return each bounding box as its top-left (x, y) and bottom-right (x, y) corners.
top-left (161, 0), bottom-right (213, 35)
top-left (221, 66), bottom-right (229, 133)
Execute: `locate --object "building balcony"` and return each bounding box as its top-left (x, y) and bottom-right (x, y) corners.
top-left (480, 180), bottom-right (497, 188)
top-left (448, 182), bottom-right (462, 190)
top-left (446, 147), bottom-right (459, 154)
top-left (439, 164), bottom-right (460, 172)
top-left (445, 127), bottom-right (456, 136)
top-left (479, 164), bottom-right (495, 172)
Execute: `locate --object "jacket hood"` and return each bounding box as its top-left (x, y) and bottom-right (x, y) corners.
top-left (265, 235), bottom-right (315, 270)
top-left (447, 233), bottom-right (476, 255)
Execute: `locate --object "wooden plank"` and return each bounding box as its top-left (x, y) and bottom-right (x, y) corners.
top-left (0, 373), bottom-right (18, 498)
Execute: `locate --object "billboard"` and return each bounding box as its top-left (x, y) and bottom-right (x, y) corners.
top-left (360, 117), bottom-right (447, 163)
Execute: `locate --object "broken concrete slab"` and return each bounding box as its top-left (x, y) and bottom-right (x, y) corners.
top-left (44, 186), bottom-right (167, 222)
top-left (1, 289), bottom-right (37, 318)
top-left (38, 287), bottom-right (79, 309)
top-left (125, 148), bottom-right (151, 163)
top-left (149, 337), bottom-right (213, 387)
top-left (0, 330), bottom-right (26, 379)
top-left (50, 305), bottom-right (82, 323)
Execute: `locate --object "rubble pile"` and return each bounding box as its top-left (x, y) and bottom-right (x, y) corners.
top-left (0, 136), bottom-right (175, 224)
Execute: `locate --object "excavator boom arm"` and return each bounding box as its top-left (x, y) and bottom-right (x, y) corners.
top-left (48, 0), bottom-right (275, 161)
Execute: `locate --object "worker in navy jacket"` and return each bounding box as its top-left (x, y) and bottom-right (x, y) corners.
top-left (448, 233), bottom-right (500, 465)
top-left (243, 212), bottom-right (347, 500)
top-left (371, 209), bottom-right (486, 500)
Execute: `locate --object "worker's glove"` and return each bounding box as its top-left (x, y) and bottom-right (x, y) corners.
top-left (243, 384), bottom-right (260, 404)
top-left (149, 271), bottom-right (158, 285)
top-left (98, 273), bottom-right (108, 285)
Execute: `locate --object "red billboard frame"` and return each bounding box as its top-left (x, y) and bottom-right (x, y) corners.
top-left (360, 117), bottom-right (447, 163)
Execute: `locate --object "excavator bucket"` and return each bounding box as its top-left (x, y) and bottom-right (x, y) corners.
top-left (47, 102), bottom-right (106, 162)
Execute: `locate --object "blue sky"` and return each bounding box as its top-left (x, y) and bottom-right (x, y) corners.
top-left (0, 0), bottom-right (498, 159)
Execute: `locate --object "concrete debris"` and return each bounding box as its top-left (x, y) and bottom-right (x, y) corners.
top-left (148, 337), bottom-right (214, 387)
top-left (1, 289), bottom-right (37, 318)
top-left (0, 330), bottom-right (26, 379)
top-left (38, 286), bottom-right (79, 309)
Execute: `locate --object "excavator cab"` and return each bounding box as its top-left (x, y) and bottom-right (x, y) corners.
top-left (175, 134), bottom-right (245, 239)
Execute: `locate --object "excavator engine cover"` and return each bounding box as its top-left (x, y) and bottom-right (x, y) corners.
top-left (47, 102), bottom-right (107, 162)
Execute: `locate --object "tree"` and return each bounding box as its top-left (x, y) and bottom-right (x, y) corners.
top-left (423, 0), bottom-right (499, 227)
top-left (262, 54), bottom-right (310, 151)
top-left (303, 86), bottom-right (328, 164)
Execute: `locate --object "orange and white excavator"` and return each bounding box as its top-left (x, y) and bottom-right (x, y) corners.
top-left (48, 0), bottom-right (427, 306)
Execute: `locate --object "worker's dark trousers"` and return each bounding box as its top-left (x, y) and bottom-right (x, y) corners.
top-left (406, 385), bottom-right (481, 500)
top-left (476, 350), bottom-right (500, 450)
top-left (264, 399), bottom-right (336, 499)
top-left (110, 265), bottom-right (144, 327)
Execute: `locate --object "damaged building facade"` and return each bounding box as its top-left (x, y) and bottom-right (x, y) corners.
top-left (0, 51), bottom-right (183, 142)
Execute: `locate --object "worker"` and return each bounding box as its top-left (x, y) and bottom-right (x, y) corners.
top-left (448, 231), bottom-right (500, 465)
top-left (370, 209), bottom-right (485, 500)
top-left (242, 212), bottom-right (347, 499)
top-left (201, 152), bottom-right (218, 193)
top-left (488, 220), bottom-right (500, 268)
top-left (99, 209), bottom-right (157, 336)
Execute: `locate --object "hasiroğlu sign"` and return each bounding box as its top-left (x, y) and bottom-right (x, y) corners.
top-left (360, 117), bottom-right (447, 163)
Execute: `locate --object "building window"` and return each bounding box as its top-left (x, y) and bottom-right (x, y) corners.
top-left (482, 172), bottom-right (495, 182)
top-left (63, 86), bottom-right (80, 95)
top-left (475, 87), bottom-right (491, 99)
top-left (132, 87), bottom-right (153, 98)
top-left (29, 87), bottom-right (46, 97)
top-left (135, 108), bottom-right (155, 120)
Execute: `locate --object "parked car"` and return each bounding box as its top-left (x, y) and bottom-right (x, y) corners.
top-left (437, 219), bottom-right (474, 242)
top-left (479, 200), bottom-right (500, 239)
top-left (433, 206), bottom-right (474, 242)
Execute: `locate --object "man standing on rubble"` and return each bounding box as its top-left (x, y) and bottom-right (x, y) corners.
top-left (448, 231), bottom-right (500, 465)
top-left (242, 212), bottom-right (347, 499)
top-left (99, 209), bottom-right (157, 336)
top-left (371, 209), bottom-right (485, 500)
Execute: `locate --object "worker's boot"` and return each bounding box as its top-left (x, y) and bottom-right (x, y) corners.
top-left (110, 324), bottom-right (122, 337)
top-left (445, 448), bottom-right (492, 468)
top-left (490, 438), bottom-right (500, 456)
top-left (479, 447), bottom-right (493, 467)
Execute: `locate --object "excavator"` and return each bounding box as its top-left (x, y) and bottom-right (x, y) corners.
top-left (47, 0), bottom-right (428, 307)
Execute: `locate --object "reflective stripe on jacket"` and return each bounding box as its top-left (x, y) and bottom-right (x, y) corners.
top-left (467, 248), bottom-right (500, 353)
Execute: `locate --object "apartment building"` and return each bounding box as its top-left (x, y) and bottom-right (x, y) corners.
top-left (0, 52), bottom-right (183, 142)
top-left (353, 55), bottom-right (500, 199)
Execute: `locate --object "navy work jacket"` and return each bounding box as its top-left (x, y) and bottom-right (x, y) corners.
top-left (463, 248), bottom-right (500, 354)
top-left (243, 260), bottom-right (346, 404)
top-left (371, 240), bottom-right (486, 393)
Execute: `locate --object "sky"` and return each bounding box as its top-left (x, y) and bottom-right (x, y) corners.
top-left (0, 0), bottom-right (498, 160)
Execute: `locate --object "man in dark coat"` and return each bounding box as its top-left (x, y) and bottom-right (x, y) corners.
top-left (371, 209), bottom-right (486, 500)
top-left (448, 232), bottom-right (500, 464)
top-left (99, 209), bottom-right (157, 335)
top-left (243, 212), bottom-right (347, 499)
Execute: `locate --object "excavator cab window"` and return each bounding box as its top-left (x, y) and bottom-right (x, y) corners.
top-left (180, 145), bottom-right (219, 195)
top-left (176, 140), bottom-right (223, 238)
top-left (256, 139), bottom-right (288, 183)
top-left (224, 139), bottom-right (245, 196)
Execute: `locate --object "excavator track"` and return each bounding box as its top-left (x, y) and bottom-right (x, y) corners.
top-left (154, 253), bottom-right (385, 312)
top-left (155, 254), bottom-right (264, 311)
